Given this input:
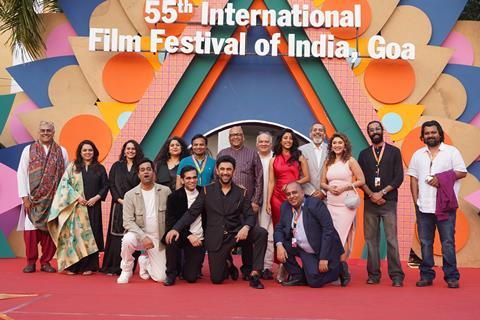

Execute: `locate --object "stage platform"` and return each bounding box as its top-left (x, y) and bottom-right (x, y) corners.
top-left (0, 258), bottom-right (479, 320)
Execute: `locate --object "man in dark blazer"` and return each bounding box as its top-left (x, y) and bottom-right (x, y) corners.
top-left (162, 165), bottom-right (205, 286)
top-left (166, 155), bottom-right (268, 289)
top-left (274, 182), bottom-right (344, 287)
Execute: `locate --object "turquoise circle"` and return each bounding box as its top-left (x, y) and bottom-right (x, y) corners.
top-left (117, 111), bottom-right (132, 129)
top-left (382, 112), bottom-right (403, 134)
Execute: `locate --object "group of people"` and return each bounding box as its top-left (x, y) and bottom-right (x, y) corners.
top-left (17, 119), bottom-right (466, 289)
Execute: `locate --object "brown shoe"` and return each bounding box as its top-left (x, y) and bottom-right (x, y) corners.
top-left (40, 263), bottom-right (56, 273)
top-left (23, 264), bottom-right (36, 273)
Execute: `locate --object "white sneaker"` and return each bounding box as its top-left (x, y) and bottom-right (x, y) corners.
top-left (117, 272), bottom-right (132, 284)
top-left (138, 255), bottom-right (150, 280)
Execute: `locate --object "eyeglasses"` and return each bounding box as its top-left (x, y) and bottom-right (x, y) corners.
top-left (229, 133), bottom-right (243, 137)
top-left (39, 129), bottom-right (53, 133)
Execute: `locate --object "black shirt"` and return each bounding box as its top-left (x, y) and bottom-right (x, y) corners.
top-left (358, 143), bottom-right (404, 201)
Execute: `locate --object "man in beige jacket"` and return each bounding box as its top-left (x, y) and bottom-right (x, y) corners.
top-left (117, 158), bottom-right (171, 284)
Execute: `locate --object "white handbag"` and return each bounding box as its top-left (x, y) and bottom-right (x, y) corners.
top-left (344, 184), bottom-right (360, 209)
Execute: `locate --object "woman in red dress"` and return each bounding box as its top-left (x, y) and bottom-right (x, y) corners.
top-left (266, 128), bottom-right (310, 227)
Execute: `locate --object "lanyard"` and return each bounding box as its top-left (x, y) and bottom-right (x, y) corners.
top-left (292, 207), bottom-right (302, 229)
top-left (192, 155), bottom-right (207, 184)
top-left (371, 143), bottom-right (385, 176)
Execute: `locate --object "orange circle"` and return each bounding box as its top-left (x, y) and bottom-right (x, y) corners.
top-left (103, 52), bottom-right (154, 103)
top-left (401, 127), bottom-right (453, 167)
top-left (415, 210), bottom-right (469, 256)
top-left (321, 0), bottom-right (372, 39)
top-left (59, 115), bottom-right (113, 162)
top-left (364, 59), bottom-right (415, 104)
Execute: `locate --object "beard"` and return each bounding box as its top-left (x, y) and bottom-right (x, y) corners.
top-left (312, 137), bottom-right (323, 145)
top-left (426, 138), bottom-right (440, 147)
top-left (370, 134), bottom-right (383, 144)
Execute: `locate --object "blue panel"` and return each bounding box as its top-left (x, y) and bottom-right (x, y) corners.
top-left (468, 161), bottom-right (480, 181)
top-left (6, 56), bottom-right (78, 108)
top-left (184, 26), bottom-right (317, 143)
top-left (399, 0), bottom-right (468, 45)
top-left (58, 0), bottom-right (105, 36)
top-left (0, 143), bottom-right (30, 171)
top-left (443, 64), bottom-right (480, 123)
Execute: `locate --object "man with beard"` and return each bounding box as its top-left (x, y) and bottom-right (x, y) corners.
top-left (299, 123), bottom-right (328, 200)
top-left (217, 126), bottom-right (263, 280)
top-left (408, 121), bottom-right (467, 288)
top-left (17, 121), bottom-right (68, 273)
top-left (358, 121), bottom-right (405, 287)
top-left (166, 155), bottom-right (268, 289)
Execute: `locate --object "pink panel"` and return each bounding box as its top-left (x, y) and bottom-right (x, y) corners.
top-left (442, 31), bottom-right (475, 66)
top-left (46, 23), bottom-right (76, 58)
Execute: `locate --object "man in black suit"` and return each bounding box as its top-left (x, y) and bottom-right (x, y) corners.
top-left (166, 155), bottom-right (268, 289)
top-left (274, 182), bottom-right (344, 287)
top-left (163, 165), bottom-right (205, 286)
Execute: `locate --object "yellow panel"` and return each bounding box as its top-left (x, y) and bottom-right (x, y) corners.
top-left (377, 104), bottom-right (424, 141)
top-left (97, 101), bottom-right (136, 137)
top-left (346, 38), bottom-right (372, 76)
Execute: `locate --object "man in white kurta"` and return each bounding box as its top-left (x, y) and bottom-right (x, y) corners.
top-left (17, 121), bottom-right (68, 273)
top-left (118, 159), bottom-right (171, 284)
top-left (256, 132), bottom-right (274, 279)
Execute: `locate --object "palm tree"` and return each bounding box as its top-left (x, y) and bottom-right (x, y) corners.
top-left (0, 0), bottom-right (59, 59)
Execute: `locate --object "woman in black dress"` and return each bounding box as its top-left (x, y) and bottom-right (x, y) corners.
top-left (155, 136), bottom-right (189, 191)
top-left (66, 140), bottom-right (109, 275)
top-left (101, 140), bottom-right (144, 275)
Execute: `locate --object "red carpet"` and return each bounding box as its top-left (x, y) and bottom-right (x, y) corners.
top-left (0, 258), bottom-right (479, 320)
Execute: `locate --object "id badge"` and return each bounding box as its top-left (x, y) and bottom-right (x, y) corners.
top-left (291, 237), bottom-right (297, 248)
top-left (374, 177), bottom-right (381, 187)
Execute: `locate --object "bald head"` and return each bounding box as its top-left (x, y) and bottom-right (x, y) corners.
top-left (284, 181), bottom-right (305, 209)
top-left (229, 126), bottom-right (245, 149)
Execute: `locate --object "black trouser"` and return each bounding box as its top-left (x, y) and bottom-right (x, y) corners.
top-left (282, 240), bottom-right (341, 288)
top-left (208, 226), bottom-right (267, 284)
top-left (166, 237), bottom-right (205, 283)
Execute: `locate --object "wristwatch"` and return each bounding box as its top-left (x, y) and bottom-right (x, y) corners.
top-left (381, 189), bottom-right (388, 195)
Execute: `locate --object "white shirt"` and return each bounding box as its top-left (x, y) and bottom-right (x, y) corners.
top-left (187, 188), bottom-right (203, 240)
top-left (16, 143), bottom-right (69, 231)
top-left (312, 143), bottom-right (324, 170)
top-left (407, 143), bottom-right (466, 213)
top-left (142, 188), bottom-right (159, 238)
top-left (292, 206), bottom-right (314, 254)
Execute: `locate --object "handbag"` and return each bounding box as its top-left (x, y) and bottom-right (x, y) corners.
top-left (344, 184), bottom-right (360, 209)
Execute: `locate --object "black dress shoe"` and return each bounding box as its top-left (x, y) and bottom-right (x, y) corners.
top-left (392, 280), bottom-right (403, 287)
top-left (249, 275), bottom-right (264, 289)
top-left (366, 278), bottom-right (380, 285)
top-left (163, 277), bottom-right (175, 286)
top-left (416, 279), bottom-right (433, 287)
top-left (281, 278), bottom-right (306, 286)
top-left (262, 269), bottom-right (273, 280)
top-left (447, 279), bottom-right (459, 289)
top-left (23, 264), bottom-right (36, 273)
top-left (40, 263), bottom-right (56, 273)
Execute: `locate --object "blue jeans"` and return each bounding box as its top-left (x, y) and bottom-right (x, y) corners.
top-left (416, 209), bottom-right (459, 282)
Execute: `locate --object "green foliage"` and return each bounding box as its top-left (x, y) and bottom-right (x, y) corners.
top-left (0, 0), bottom-right (59, 60)
top-left (460, 0), bottom-right (480, 20)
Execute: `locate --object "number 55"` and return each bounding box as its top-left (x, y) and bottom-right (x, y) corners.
top-left (145, 0), bottom-right (178, 24)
